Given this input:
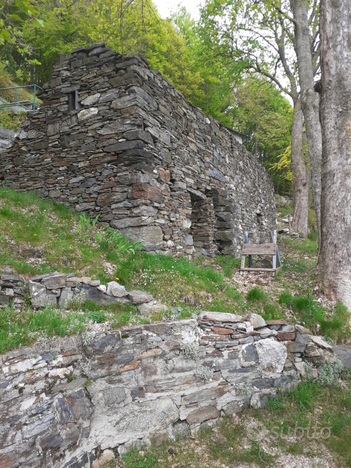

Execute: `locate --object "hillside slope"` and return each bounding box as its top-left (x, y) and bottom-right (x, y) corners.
top-left (0, 187), bottom-right (351, 467)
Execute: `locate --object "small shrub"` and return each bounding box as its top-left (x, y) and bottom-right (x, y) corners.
top-left (99, 226), bottom-right (144, 255)
top-left (196, 365), bottom-right (214, 383)
top-left (308, 230), bottom-right (318, 242)
top-left (88, 310), bottom-right (106, 323)
top-left (247, 287), bottom-right (266, 302)
top-left (318, 359), bottom-right (344, 387)
top-left (69, 290), bottom-right (86, 310)
top-left (183, 342), bottom-right (198, 360)
top-left (264, 396), bottom-right (284, 410)
top-left (262, 303), bottom-right (282, 320)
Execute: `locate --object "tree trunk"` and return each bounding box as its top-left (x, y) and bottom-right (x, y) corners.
top-left (291, 0), bottom-right (322, 240)
top-left (319, 0), bottom-right (351, 308)
top-left (291, 98), bottom-right (309, 237)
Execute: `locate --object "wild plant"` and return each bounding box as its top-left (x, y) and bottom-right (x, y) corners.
top-left (183, 342), bottom-right (199, 360)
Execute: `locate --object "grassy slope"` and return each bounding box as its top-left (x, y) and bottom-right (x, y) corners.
top-left (1, 188), bottom-right (351, 466)
top-left (0, 187), bottom-right (350, 354)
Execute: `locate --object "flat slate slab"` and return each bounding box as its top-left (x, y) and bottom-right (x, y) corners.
top-left (333, 345), bottom-right (351, 369)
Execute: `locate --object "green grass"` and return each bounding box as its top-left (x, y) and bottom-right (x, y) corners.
top-left (278, 292), bottom-right (350, 340)
top-left (0, 305), bottom-right (87, 353)
top-left (214, 255), bottom-right (241, 276)
top-left (0, 110), bottom-right (27, 130)
top-left (281, 236), bottom-right (318, 256)
top-left (207, 419), bottom-right (275, 466)
top-left (247, 287), bottom-right (267, 302)
top-left (260, 375), bottom-right (351, 467)
top-left (0, 300), bottom-right (142, 354)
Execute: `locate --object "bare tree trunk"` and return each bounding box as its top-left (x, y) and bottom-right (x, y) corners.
top-left (291, 0), bottom-right (322, 241)
top-left (291, 98), bottom-right (309, 237)
top-left (319, 0), bottom-right (351, 308)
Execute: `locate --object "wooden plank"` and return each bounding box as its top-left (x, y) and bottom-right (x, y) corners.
top-left (240, 266), bottom-right (283, 272)
top-left (242, 243), bottom-right (277, 255)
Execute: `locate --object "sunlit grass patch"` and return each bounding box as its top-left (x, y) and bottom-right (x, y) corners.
top-left (247, 287), bottom-right (267, 302)
top-left (279, 292), bottom-right (350, 340)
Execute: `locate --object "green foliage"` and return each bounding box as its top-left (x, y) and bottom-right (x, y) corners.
top-left (308, 229), bottom-right (318, 242)
top-left (214, 255), bottom-right (240, 276)
top-left (278, 292), bottom-right (350, 340)
top-left (247, 287), bottom-right (267, 302)
top-left (98, 226), bottom-right (144, 256)
top-left (262, 302), bottom-right (282, 320)
top-left (0, 0), bottom-right (43, 69)
top-left (0, 109), bottom-right (26, 130)
top-left (121, 444), bottom-right (162, 468)
top-left (317, 359), bottom-right (344, 387)
top-left (208, 416), bottom-right (275, 465)
top-left (0, 304), bottom-right (87, 354)
top-left (88, 310), bottom-right (106, 323)
top-left (232, 77), bottom-right (293, 193)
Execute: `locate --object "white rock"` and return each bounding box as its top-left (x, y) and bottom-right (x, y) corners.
top-left (199, 311), bottom-right (243, 323)
top-left (128, 290), bottom-right (153, 305)
top-left (81, 93), bottom-right (100, 106)
top-left (97, 285), bottom-right (107, 293)
top-left (250, 393), bottom-right (261, 409)
top-left (295, 362), bottom-right (307, 377)
top-left (106, 281), bottom-right (127, 297)
top-left (310, 335), bottom-right (333, 351)
top-left (256, 327), bottom-right (274, 337)
top-left (248, 313), bottom-right (266, 329)
top-left (138, 301), bottom-right (168, 314)
top-left (78, 107), bottom-right (99, 121)
top-left (255, 339), bottom-right (287, 374)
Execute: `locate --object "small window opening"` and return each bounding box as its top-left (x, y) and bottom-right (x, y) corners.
top-left (68, 90), bottom-right (79, 111)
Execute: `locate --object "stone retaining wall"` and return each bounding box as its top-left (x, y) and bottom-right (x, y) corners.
top-left (1, 42), bottom-right (276, 258)
top-left (0, 310), bottom-right (334, 468)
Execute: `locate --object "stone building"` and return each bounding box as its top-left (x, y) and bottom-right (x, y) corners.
top-left (1, 42), bottom-right (276, 258)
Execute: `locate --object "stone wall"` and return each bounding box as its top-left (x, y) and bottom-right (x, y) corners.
top-left (0, 126), bottom-right (17, 153)
top-left (1, 42), bottom-right (276, 258)
top-left (0, 309), bottom-right (335, 468)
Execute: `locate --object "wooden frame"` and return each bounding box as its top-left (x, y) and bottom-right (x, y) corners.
top-left (240, 232), bottom-right (282, 276)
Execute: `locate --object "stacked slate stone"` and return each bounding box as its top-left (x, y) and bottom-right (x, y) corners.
top-left (27, 271), bottom-right (157, 310)
top-left (198, 311), bottom-right (334, 374)
top-left (0, 269), bottom-right (26, 306)
top-left (2, 42), bottom-right (276, 259)
top-left (0, 126), bottom-right (17, 155)
top-left (0, 311), bottom-right (338, 467)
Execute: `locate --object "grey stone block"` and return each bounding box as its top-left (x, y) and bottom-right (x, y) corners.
top-left (28, 280), bottom-right (57, 309)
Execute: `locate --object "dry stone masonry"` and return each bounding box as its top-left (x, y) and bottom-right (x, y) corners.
top-left (0, 307), bottom-right (336, 468)
top-left (1, 42), bottom-right (276, 258)
top-left (0, 127), bottom-right (17, 153)
top-left (27, 271), bottom-right (163, 312)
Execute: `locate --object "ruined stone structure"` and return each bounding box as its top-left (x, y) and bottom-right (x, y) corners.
top-left (1, 42), bottom-right (276, 257)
